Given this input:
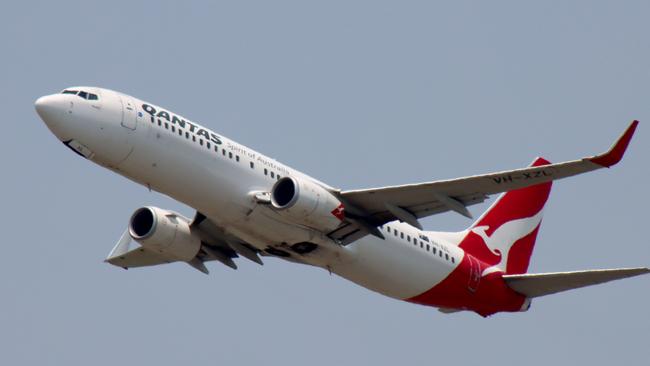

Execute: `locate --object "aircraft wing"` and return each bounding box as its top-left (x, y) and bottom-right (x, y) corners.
top-left (329, 121), bottom-right (638, 244)
top-left (105, 212), bottom-right (264, 273)
top-left (105, 229), bottom-right (172, 268)
top-left (190, 212), bottom-right (264, 268)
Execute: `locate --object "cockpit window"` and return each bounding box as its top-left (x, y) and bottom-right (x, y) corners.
top-left (60, 89), bottom-right (99, 101)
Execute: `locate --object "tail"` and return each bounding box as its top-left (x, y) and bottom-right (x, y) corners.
top-left (459, 157), bottom-right (552, 275)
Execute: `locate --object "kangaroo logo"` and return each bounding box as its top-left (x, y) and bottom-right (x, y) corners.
top-left (471, 210), bottom-right (544, 277)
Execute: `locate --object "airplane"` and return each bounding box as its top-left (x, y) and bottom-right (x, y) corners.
top-left (34, 86), bottom-right (647, 317)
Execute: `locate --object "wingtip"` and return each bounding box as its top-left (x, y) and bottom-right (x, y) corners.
top-left (589, 120), bottom-right (639, 168)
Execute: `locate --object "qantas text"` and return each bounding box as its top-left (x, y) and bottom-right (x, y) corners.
top-left (141, 103), bottom-right (222, 145)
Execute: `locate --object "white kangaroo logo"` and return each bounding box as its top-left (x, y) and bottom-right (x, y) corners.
top-left (471, 210), bottom-right (544, 277)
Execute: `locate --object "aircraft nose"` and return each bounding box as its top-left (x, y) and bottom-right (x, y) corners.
top-left (35, 94), bottom-right (66, 125)
top-left (35, 94), bottom-right (74, 140)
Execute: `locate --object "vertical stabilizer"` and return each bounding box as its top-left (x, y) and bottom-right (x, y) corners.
top-left (459, 158), bottom-right (552, 275)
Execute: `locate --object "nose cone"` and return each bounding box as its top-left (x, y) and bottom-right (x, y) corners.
top-left (35, 94), bottom-right (72, 140)
top-left (35, 94), bottom-right (65, 124)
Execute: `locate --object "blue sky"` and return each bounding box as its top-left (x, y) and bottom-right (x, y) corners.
top-left (2, 1), bottom-right (649, 365)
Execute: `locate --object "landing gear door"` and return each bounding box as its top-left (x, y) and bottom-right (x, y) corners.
top-left (120, 95), bottom-right (137, 130)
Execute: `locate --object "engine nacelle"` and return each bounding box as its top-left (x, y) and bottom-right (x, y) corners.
top-left (270, 177), bottom-right (344, 232)
top-left (128, 206), bottom-right (201, 262)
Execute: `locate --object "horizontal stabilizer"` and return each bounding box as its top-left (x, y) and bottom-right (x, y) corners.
top-left (503, 267), bottom-right (650, 298)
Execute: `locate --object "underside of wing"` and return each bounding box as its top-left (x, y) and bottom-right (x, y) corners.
top-left (106, 246), bottom-right (172, 268)
top-left (190, 212), bottom-right (264, 268)
top-left (105, 211), bottom-right (266, 273)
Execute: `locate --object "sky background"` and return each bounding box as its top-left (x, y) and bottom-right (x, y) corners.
top-left (1, 1), bottom-right (649, 365)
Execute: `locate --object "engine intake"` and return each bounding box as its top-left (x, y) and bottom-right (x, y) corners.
top-left (129, 206), bottom-right (201, 261)
top-left (130, 208), bottom-right (156, 238)
top-left (270, 177), bottom-right (344, 232)
top-left (271, 177), bottom-right (298, 208)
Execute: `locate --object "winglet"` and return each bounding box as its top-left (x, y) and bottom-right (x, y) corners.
top-left (589, 120), bottom-right (639, 168)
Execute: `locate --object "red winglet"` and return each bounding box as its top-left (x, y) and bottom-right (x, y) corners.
top-left (589, 120), bottom-right (639, 168)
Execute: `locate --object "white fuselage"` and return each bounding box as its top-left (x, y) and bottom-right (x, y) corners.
top-left (37, 87), bottom-right (463, 301)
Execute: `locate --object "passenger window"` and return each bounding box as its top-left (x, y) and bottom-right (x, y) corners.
top-left (78, 91), bottom-right (88, 99)
top-left (222, 150), bottom-right (226, 156)
top-left (185, 132), bottom-right (189, 139)
top-left (207, 142), bottom-right (211, 149)
top-left (277, 175), bottom-right (281, 180)
top-left (165, 123), bottom-right (169, 129)
top-left (386, 227), bottom-right (391, 233)
top-left (236, 155), bottom-right (240, 162)
top-left (407, 235), bottom-right (411, 242)
top-left (400, 232), bottom-right (404, 239)
top-left (420, 242), bottom-right (423, 248)
top-left (229, 152), bottom-right (233, 159)
top-left (158, 120), bottom-right (162, 126)
top-left (451, 257), bottom-right (455, 263)
top-left (270, 171), bottom-right (275, 178)
top-left (214, 145), bottom-right (218, 152)
top-left (439, 251), bottom-right (443, 257)
top-left (192, 135), bottom-right (196, 142)
top-left (445, 253), bottom-right (449, 261)
top-left (171, 126), bottom-right (176, 132)
top-left (178, 129), bottom-right (183, 136)
top-left (426, 244), bottom-right (430, 251)
top-left (264, 168), bottom-right (268, 176)
top-left (199, 139), bottom-right (203, 146)
top-left (432, 247), bottom-right (437, 255)
top-left (88, 93), bottom-right (98, 100)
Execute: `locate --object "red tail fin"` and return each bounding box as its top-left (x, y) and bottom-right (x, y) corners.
top-left (459, 158), bottom-right (552, 275)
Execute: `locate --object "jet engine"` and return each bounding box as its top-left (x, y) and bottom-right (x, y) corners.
top-left (270, 176), bottom-right (345, 232)
top-left (128, 206), bottom-right (201, 261)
